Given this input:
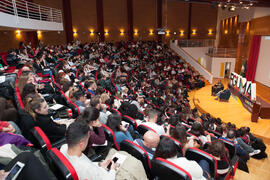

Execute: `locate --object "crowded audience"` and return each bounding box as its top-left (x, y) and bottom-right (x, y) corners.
top-left (0, 40), bottom-right (267, 180)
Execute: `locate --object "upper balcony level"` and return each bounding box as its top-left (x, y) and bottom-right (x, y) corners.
top-left (0, 0), bottom-right (63, 31)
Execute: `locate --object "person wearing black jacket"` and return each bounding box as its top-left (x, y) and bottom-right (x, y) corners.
top-left (26, 95), bottom-right (70, 143)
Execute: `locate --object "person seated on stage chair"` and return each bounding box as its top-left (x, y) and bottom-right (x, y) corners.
top-left (133, 130), bottom-right (160, 159)
top-left (215, 88), bottom-right (230, 100)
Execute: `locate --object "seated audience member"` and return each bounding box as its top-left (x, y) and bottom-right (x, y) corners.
top-left (73, 91), bottom-right (88, 113)
top-left (170, 125), bottom-right (200, 155)
top-left (141, 109), bottom-right (165, 136)
top-left (60, 121), bottom-right (116, 180)
top-left (78, 107), bottom-right (106, 147)
top-left (27, 95), bottom-right (71, 143)
top-left (106, 114), bottom-right (133, 147)
top-left (21, 83), bottom-right (38, 101)
top-left (221, 129), bottom-right (260, 157)
top-left (154, 137), bottom-right (207, 180)
top-left (85, 80), bottom-right (96, 95)
top-left (90, 95), bottom-right (109, 124)
top-left (189, 122), bottom-right (211, 145)
top-left (207, 140), bottom-right (230, 177)
top-left (0, 152), bottom-right (53, 180)
top-left (0, 97), bottom-right (18, 123)
top-left (134, 130), bottom-right (160, 159)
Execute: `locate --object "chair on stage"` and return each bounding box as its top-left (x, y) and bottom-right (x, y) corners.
top-left (219, 90), bottom-right (231, 102)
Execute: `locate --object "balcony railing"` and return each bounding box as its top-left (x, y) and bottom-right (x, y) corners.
top-left (0, 0), bottom-right (62, 23)
top-left (178, 39), bottom-right (215, 47)
top-left (207, 48), bottom-right (237, 58)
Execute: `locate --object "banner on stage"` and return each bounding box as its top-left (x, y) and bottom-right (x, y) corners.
top-left (230, 72), bottom-right (256, 101)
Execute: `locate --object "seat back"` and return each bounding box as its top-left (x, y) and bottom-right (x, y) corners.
top-left (46, 148), bottom-right (79, 180)
top-left (185, 147), bottom-right (217, 178)
top-left (120, 140), bottom-right (152, 179)
top-left (161, 135), bottom-right (183, 157)
top-left (151, 158), bottom-right (192, 180)
top-left (137, 124), bottom-right (158, 136)
top-left (102, 124), bottom-right (120, 150)
top-left (31, 127), bottom-right (52, 154)
top-left (219, 139), bottom-right (236, 160)
top-left (122, 115), bottom-right (138, 129)
top-left (110, 108), bottom-right (122, 117)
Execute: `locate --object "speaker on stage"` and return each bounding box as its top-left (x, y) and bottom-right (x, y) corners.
top-left (251, 101), bottom-right (261, 122)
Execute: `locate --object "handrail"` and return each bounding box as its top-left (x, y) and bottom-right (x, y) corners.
top-left (178, 39), bottom-right (215, 47)
top-left (0, 0), bottom-right (62, 23)
top-left (207, 47), bottom-right (237, 58)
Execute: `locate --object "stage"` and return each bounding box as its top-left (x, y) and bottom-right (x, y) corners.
top-left (192, 80), bottom-right (270, 144)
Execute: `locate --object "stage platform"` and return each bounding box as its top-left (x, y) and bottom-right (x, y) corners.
top-left (192, 82), bottom-right (270, 144)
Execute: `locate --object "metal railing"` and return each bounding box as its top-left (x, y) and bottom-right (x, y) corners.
top-left (207, 48), bottom-right (237, 58)
top-left (0, 0), bottom-right (62, 23)
top-left (178, 39), bottom-right (215, 47)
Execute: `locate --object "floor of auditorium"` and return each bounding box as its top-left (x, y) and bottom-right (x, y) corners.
top-left (188, 78), bottom-right (270, 180)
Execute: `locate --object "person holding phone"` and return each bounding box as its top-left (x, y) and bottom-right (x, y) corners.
top-left (60, 121), bottom-right (116, 180)
top-left (106, 113), bottom-right (133, 147)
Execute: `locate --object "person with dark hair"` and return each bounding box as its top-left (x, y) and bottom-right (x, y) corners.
top-left (90, 95), bottom-right (109, 124)
top-left (154, 137), bottom-right (206, 180)
top-left (60, 121), bottom-right (116, 180)
top-left (189, 122), bottom-right (211, 145)
top-left (170, 125), bottom-right (200, 155)
top-left (207, 140), bottom-right (230, 176)
top-left (106, 113), bottom-right (133, 146)
top-left (21, 83), bottom-right (37, 101)
top-left (78, 107), bottom-right (106, 147)
top-left (73, 90), bottom-right (87, 113)
top-left (85, 80), bottom-right (96, 95)
top-left (141, 109), bottom-right (165, 135)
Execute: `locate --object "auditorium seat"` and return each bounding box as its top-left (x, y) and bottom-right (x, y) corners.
top-left (101, 124), bottom-right (120, 150)
top-left (185, 147), bottom-right (217, 178)
top-left (137, 124), bottom-right (158, 136)
top-left (120, 140), bottom-right (152, 179)
top-left (122, 115), bottom-right (138, 129)
top-left (31, 126), bottom-right (66, 156)
top-left (151, 157), bottom-right (192, 180)
top-left (46, 148), bottom-right (79, 180)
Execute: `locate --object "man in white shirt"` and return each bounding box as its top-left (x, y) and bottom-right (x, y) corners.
top-left (60, 121), bottom-right (116, 180)
top-left (141, 109), bottom-right (165, 135)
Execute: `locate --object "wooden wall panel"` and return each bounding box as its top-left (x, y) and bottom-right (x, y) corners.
top-left (164, 1), bottom-right (189, 42)
top-left (0, 31), bottom-right (21, 52)
top-left (191, 4), bottom-right (217, 39)
top-left (33, 0), bottom-right (66, 45)
top-left (70, 0), bottom-right (98, 42)
top-left (133, 0), bottom-right (156, 41)
top-left (103, 0), bottom-right (127, 42)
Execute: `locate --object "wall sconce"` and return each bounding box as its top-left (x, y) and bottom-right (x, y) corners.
top-left (224, 29), bottom-right (228, 34)
top-left (180, 30), bottom-right (184, 36)
top-left (104, 29), bottom-right (109, 36)
top-left (89, 29), bottom-right (94, 36)
top-left (192, 29), bottom-right (197, 35)
top-left (37, 30), bottom-right (42, 39)
top-left (149, 29), bottom-right (154, 35)
top-left (166, 30), bottom-right (170, 36)
top-left (120, 29), bottom-right (124, 36)
top-left (73, 29), bottom-right (78, 37)
top-left (134, 29), bottom-right (138, 36)
top-left (208, 29), bottom-right (213, 35)
top-left (15, 30), bottom-right (21, 39)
